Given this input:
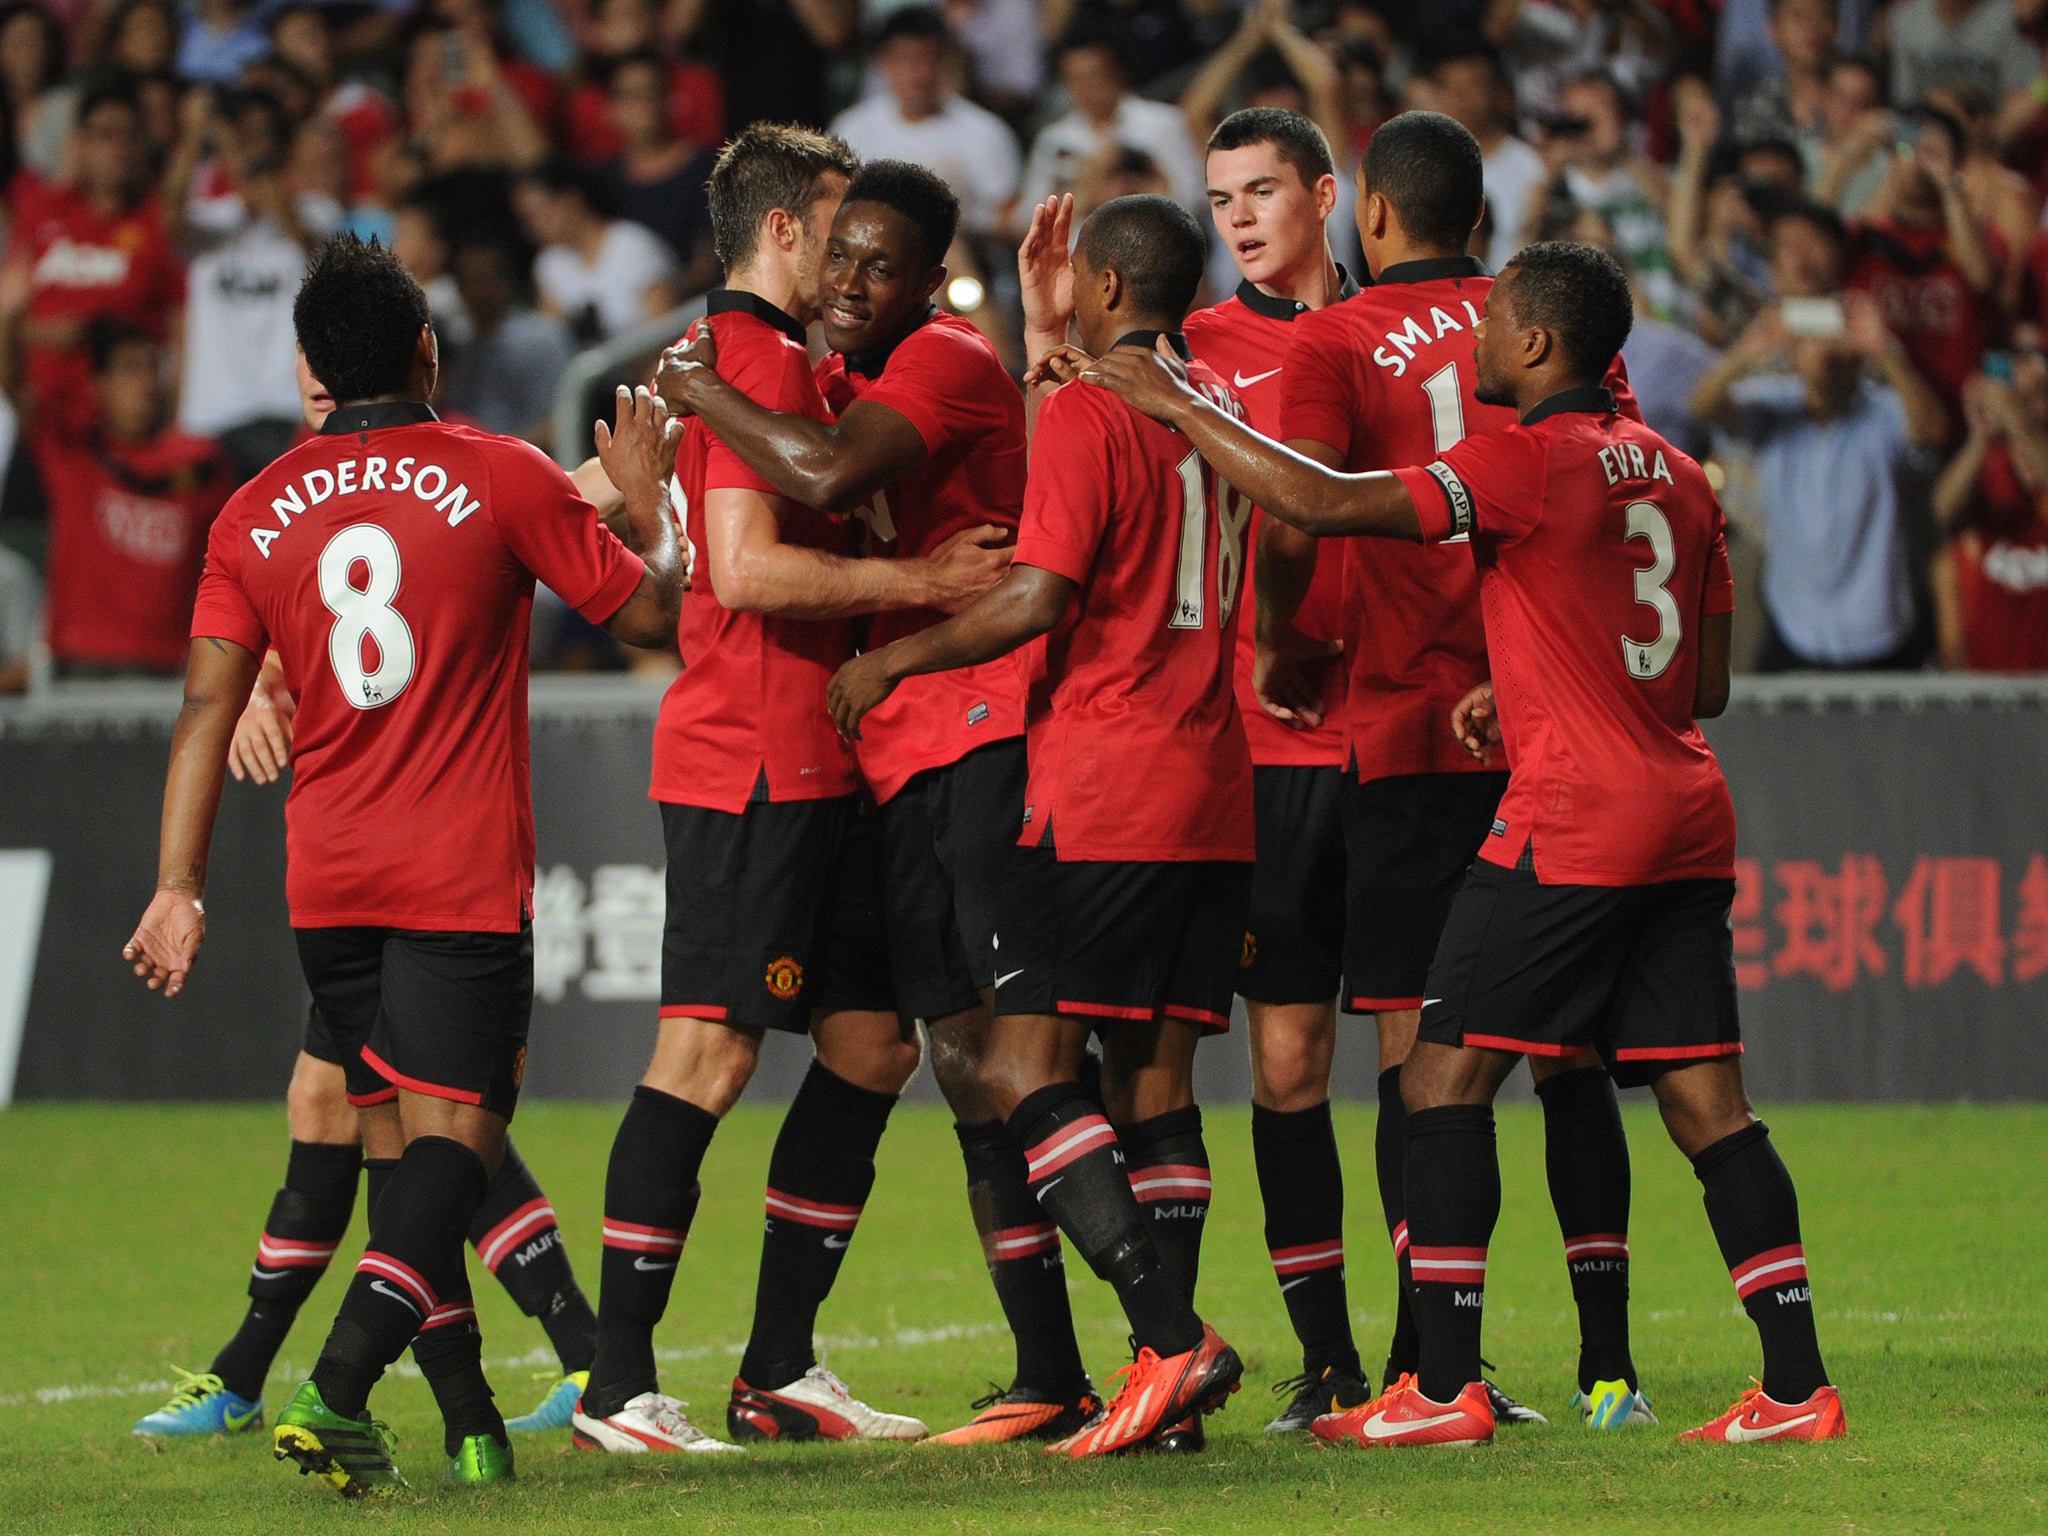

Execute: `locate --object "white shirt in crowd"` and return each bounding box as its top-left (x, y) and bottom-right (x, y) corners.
top-left (1481, 133), bottom-right (1547, 275)
top-left (534, 221), bottom-right (678, 344)
top-left (178, 191), bottom-right (343, 437)
top-left (1021, 94), bottom-right (1207, 221)
top-left (831, 92), bottom-right (1022, 238)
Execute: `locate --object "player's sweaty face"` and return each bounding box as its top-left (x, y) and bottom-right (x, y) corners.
top-left (820, 202), bottom-right (929, 355)
top-left (1206, 143), bottom-right (1322, 288)
top-left (1470, 281), bottom-right (1515, 408)
top-left (794, 173), bottom-right (850, 317)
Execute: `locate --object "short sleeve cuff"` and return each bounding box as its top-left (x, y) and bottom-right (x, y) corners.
top-left (1392, 463), bottom-right (1470, 544)
top-left (1278, 406), bottom-right (1351, 457)
top-left (571, 549), bottom-right (649, 625)
top-left (190, 611), bottom-right (266, 654)
top-left (857, 381), bottom-right (945, 456)
top-left (1011, 534), bottom-right (1092, 585)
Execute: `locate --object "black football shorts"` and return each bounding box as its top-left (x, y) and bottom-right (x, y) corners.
top-left (1341, 769), bottom-right (1509, 1014)
top-left (1238, 764), bottom-right (1347, 1006)
top-left (299, 1000), bottom-right (394, 1107)
top-left (659, 794), bottom-right (896, 1034)
top-left (876, 740), bottom-right (1025, 1023)
top-left (1417, 857), bottom-right (1743, 1089)
top-left (295, 924), bottom-right (534, 1120)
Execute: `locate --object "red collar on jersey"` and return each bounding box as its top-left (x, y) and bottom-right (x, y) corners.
top-left (1521, 386), bottom-right (1618, 426)
top-left (318, 400), bottom-right (438, 435)
top-left (706, 287), bottom-right (807, 344)
top-left (1232, 264), bottom-right (1361, 320)
top-left (844, 302), bottom-right (939, 379)
top-left (1373, 254), bottom-right (1489, 287)
top-left (1112, 330), bottom-right (1193, 359)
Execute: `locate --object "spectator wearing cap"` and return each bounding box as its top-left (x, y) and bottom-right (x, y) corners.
top-left (1022, 30), bottom-right (1204, 223)
top-left (1932, 352), bottom-right (2048, 670)
top-left (1427, 46), bottom-right (1546, 273)
top-left (600, 51), bottom-right (716, 294)
top-left (517, 156), bottom-right (677, 345)
top-left (831, 8), bottom-right (1021, 241)
top-left (439, 239), bottom-right (575, 444)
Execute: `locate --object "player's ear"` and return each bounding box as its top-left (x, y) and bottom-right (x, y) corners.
top-left (919, 262), bottom-right (947, 303)
top-left (1360, 189), bottom-right (1386, 241)
top-left (1313, 171), bottom-right (1338, 221)
top-left (1100, 264), bottom-right (1124, 313)
top-left (1472, 194), bottom-right (1488, 244)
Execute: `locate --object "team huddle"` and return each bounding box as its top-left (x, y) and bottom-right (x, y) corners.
top-left (120, 102), bottom-right (1846, 1494)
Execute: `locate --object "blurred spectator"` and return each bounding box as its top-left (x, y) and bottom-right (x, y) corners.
top-left (600, 50), bottom-right (715, 291)
top-left (517, 156), bottom-right (677, 344)
top-left (403, 18), bottom-right (551, 172)
top-left (1180, 0), bottom-right (1346, 154)
top-left (1539, 71), bottom-right (1680, 317)
top-left (440, 239), bottom-right (573, 442)
top-left (177, 0), bottom-right (268, 85)
top-left (1847, 107), bottom-right (2000, 437)
top-left (0, 535), bottom-right (36, 693)
top-left (266, 4), bottom-right (402, 204)
top-left (1668, 80), bottom-right (1777, 342)
top-left (1428, 47), bottom-right (1545, 272)
top-left (564, 0), bottom-right (723, 160)
top-left (1487, 0), bottom-right (1673, 124)
top-left (1814, 55), bottom-right (1889, 212)
top-left (1727, 0), bottom-right (1833, 177)
top-left (1039, 0), bottom-right (1210, 89)
top-left (0, 82), bottom-right (181, 437)
top-left (1022, 31), bottom-right (1204, 219)
top-left (1069, 138), bottom-right (1172, 215)
top-left (167, 87), bottom-right (342, 482)
top-left (1, 0), bottom-right (67, 178)
top-left (1714, 0), bottom-right (1872, 108)
top-left (1692, 290), bottom-right (1945, 670)
top-left (831, 8), bottom-right (1020, 240)
top-left (1931, 357), bottom-right (2048, 669)
top-left (680, 0), bottom-right (855, 132)
top-left (1927, 83), bottom-right (2039, 312)
top-left (391, 188), bottom-right (472, 343)
top-left (1888, 0), bottom-right (2041, 109)
top-left (950, 0), bottom-right (1045, 116)
top-left (32, 322), bottom-right (230, 677)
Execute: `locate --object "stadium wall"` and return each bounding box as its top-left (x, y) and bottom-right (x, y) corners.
top-left (3, 676), bottom-right (2045, 1107)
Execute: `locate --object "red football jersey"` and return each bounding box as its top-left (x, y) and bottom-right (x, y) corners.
top-left (6, 179), bottom-right (183, 434)
top-left (1012, 338), bottom-right (1255, 863)
top-left (816, 309), bottom-right (1029, 801)
top-left (1184, 279), bottom-right (1351, 769)
top-left (1392, 388), bottom-right (1737, 886)
top-left (1848, 221), bottom-right (2002, 437)
top-left (650, 291), bottom-right (862, 812)
top-left (1952, 444), bottom-right (2048, 670)
top-left (1283, 258), bottom-right (1638, 784)
top-left (190, 403), bottom-right (645, 930)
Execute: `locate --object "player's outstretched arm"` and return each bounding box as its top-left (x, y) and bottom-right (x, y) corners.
top-left (593, 385), bottom-right (689, 647)
top-left (125, 636), bottom-right (261, 997)
top-left (657, 332), bottom-right (931, 514)
top-left (827, 563), bottom-right (1073, 740)
top-left (1081, 341), bottom-right (1425, 541)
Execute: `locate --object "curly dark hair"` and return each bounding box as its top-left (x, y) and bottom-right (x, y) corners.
top-left (841, 159), bottom-right (959, 271)
top-left (293, 235), bottom-right (431, 405)
top-left (1499, 240), bottom-right (1635, 379)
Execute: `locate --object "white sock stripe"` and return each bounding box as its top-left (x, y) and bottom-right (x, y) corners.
top-left (1410, 1257), bottom-right (1488, 1276)
top-left (255, 1238), bottom-right (340, 1262)
top-left (1024, 1119), bottom-right (1115, 1178)
top-left (1270, 1244), bottom-right (1345, 1273)
top-left (357, 1253), bottom-right (436, 1310)
top-left (478, 1204), bottom-right (559, 1268)
top-left (602, 1224), bottom-right (686, 1251)
top-left (1731, 1254), bottom-right (1808, 1291)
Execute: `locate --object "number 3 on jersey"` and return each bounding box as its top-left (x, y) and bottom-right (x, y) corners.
top-left (320, 524), bottom-right (415, 709)
top-left (1621, 501), bottom-right (1681, 679)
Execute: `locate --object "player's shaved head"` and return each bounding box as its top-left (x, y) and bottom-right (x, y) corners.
top-left (1360, 110), bottom-right (1485, 252)
top-left (1076, 194), bottom-right (1207, 325)
top-left (708, 122), bottom-right (859, 275)
top-left (293, 233), bottom-right (431, 405)
top-left (841, 158), bottom-right (958, 272)
top-left (1499, 240), bottom-right (1634, 378)
top-left (1207, 106), bottom-right (1335, 189)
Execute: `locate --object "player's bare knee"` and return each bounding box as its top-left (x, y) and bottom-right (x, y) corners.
top-left (1650, 1060), bottom-right (1754, 1157)
top-left (1375, 1008), bottom-right (1422, 1073)
top-left (644, 1017), bottom-right (760, 1117)
top-left (1247, 1002), bottom-right (1335, 1111)
top-left (927, 1009), bottom-right (992, 1117)
top-left (814, 1010), bottom-right (922, 1095)
top-left (284, 1052), bottom-right (357, 1144)
top-left (1401, 1042), bottom-right (1509, 1113)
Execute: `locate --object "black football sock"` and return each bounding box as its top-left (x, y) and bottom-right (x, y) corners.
top-left (1692, 1122), bottom-right (1829, 1403)
top-left (738, 1062), bottom-right (899, 1390)
top-left (311, 1136), bottom-right (489, 1422)
top-left (1251, 1101), bottom-right (1360, 1379)
top-left (1119, 1105), bottom-right (1211, 1305)
top-left (1404, 1104), bottom-right (1500, 1405)
top-left (210, 1140), bottom-right (362, 1402)
top-left (1009, 1084), bottom-right (1202, 1358)
top-left (1535, 1067), bottom-right (1637, 1394)
top-left (470, 1140), bottom-right (597, 1376)
top-left (411, 1256), bottom-right (506, 1456)
top-left (1375, 1066), bottom-right (1421, 1386)
top-left (955, 1120), bottom-right (1087, 1395)
top-left (585, 1085), bottom-right (717, 1419)
top-left (363, 1156), bottom-right (398, 1219)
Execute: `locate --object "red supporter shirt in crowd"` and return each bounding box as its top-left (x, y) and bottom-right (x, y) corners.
top-left (1283, 257), bottom-right (1639, 784)
top-left (1012, 336), bottom-right (1255, 863)
top-left (1391, 388), bottom-right (1737, 887)
top-left (817, 308), bottom-right (1029, 801)
top-left (651, 290), bottom-right (862, 812)
top-left (1848, 221), bottom-right (2003, 437)
top-left (1183, 276), bottom-right (1354, 769)
top-left (35, 424), bottom-right (230, 670)
top-left (564, 62), bottom-right (725, 163)
top-left (1951, 440), bottom-right (2048, 670)
top-left (5, 178), bottom-right (183, 432)
top-left (190, 402), bottom-right (644, 931)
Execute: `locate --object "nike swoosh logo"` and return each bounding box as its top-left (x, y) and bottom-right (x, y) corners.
top-left (1358, 1408), bottom-right (1467, 1439)
top-left (1724, 1410), bottom-right (1819, 1442)
top-left (1234, 367), bottom-right (1282, 388)
top-left (994, 968), bottom-right (1025, 988)
top-left (1421, 999), bottom-right (1442, 1009)
top-left (223, 1401), bottom-right (262, 1430)
top-left (823, 1235), bottom-right (851, 1250)
top-left (369, 1280), bottom-right (423, 1316)
top-left (634, 1255), bottom-right (678, 1271)
top-left (1279, 1276), bottom-right (1312, 1293)
top-left (250, 1267), bottom-right (289, 1282)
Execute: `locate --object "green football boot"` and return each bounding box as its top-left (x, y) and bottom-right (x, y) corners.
top-left (446, 1432), bottom-right (515, 1486)
top-left (271, 1381), bottom-right (408, 1498)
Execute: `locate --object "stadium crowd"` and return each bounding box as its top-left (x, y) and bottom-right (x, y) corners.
top-left (2, 0), bottom-right (2048, 686)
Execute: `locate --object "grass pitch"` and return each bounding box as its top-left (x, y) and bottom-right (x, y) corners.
top-left (2, 1100), bottom-right (2042, 1535)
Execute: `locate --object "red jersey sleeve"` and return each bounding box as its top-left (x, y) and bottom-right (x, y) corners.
top-left (854, 323), bottom-right (1008, 455)
top-left (1013, 386), bottom-right (1113, 584)
top-left (704, 336), bottom-right (814, 496)
top-left (1279, 317), bottom-right (1357, 453)
top-left (1394, 427), bottom-right (1549, 545)
top-left (189, 516), bottom-right (265, 653)
top-left (491, 439), bottom-right (646, 624)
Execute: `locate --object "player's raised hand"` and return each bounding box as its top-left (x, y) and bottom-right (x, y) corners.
top-left (1079, 336), bottom-right (1199, 423)
top-left (594, 384), bottom-right (681, 501)
top-left (1451, 679), bottom-right (1502, 765)
top-left (1023, 343), bottom-right (1094, 389)
top-left (124, 890), bottom-right (206, 998)
top-left (653, 326), bottom-right (717, 418)
top-left (827, 649), bottom-right (900, 741)
top-left (922, 523), bottom-right (1013, 612)
top-left (1017, 194), bottom-right (1076, 356)
top-left (1253, 628), bottom-right (1340, 729)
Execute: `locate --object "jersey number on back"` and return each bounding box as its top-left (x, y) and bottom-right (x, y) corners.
top-left (1621, 501), bottom-right (1681, 679)
top-left (320, 524), bottom-right (416, 710)
top-left (1169, 451), bottom-right (1252, 631)
top-left (1421, 363), bottom-right (1472, 544)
